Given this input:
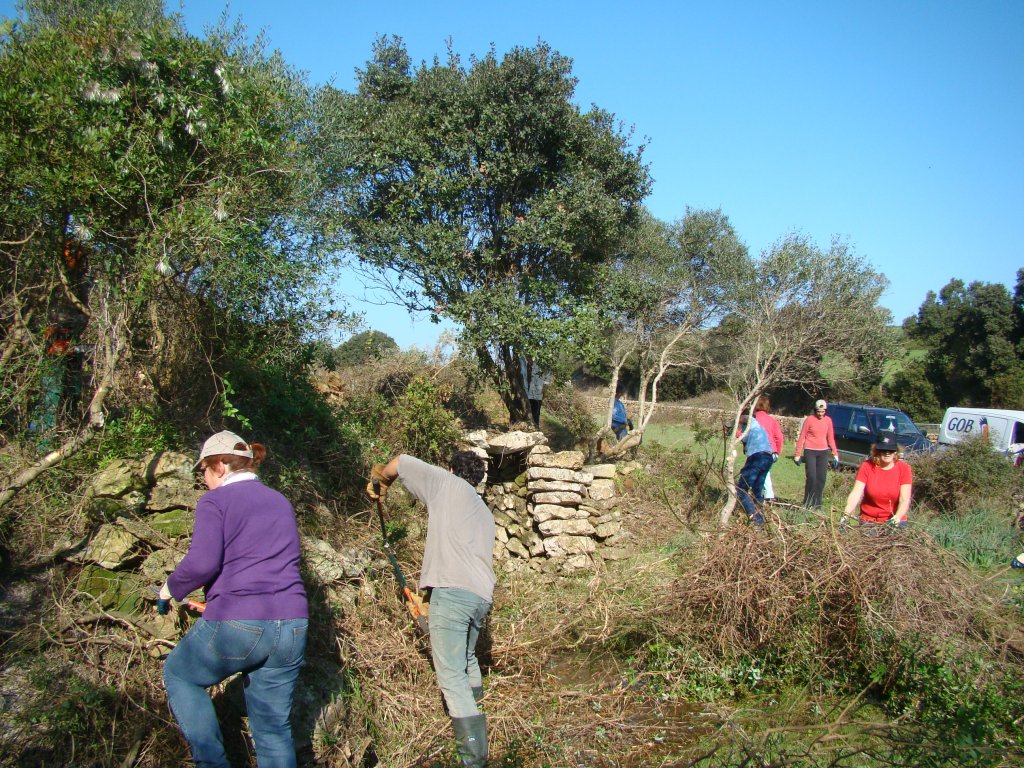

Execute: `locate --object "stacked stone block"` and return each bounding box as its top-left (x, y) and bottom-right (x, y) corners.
top-left (475, 432), bottom-right (626, 574)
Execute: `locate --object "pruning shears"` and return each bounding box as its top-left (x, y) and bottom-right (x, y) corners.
top-left (373, 481), bottom-right (429, 635)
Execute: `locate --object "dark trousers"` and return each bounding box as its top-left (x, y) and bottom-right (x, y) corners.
top-left (737, 451), bottom-right (773, 521)
top-left (802, 449), bottom-right (831, 508)
top-left (529, 399), bottom-right (542, 428)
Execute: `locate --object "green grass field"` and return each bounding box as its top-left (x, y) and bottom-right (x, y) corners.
top-left (642, 422), bottom-right (809, 504)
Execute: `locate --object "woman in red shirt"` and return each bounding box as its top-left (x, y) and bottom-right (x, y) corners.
top-left (841, 433), bottom-right (912, 527)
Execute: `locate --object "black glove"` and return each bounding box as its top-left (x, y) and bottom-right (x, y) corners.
top-left (793, 456), bottom-right (802, 466)
top-left (627, 419), bottom-right (634, 430)
top-left (771, 452), bottom-right (779, 463)
top-left (830, 456), bottom-right (840, 470)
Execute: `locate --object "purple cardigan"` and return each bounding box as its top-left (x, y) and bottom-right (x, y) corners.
top-left (167, 478), bottom-right (307, 621)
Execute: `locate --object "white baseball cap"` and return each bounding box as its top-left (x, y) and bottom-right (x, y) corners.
top-left (815, 399), bottom-right (827, 409)
top-left (193, 430), bottom-right (253, 471)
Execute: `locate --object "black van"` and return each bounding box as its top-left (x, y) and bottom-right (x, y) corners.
top-left (826, 403), bottom-right (934, 468)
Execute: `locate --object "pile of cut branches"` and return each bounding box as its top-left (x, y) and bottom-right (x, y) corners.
top-left (661, 518), bottom-right (1020, 688)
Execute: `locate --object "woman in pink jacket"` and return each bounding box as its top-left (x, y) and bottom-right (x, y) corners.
top-left (754, 395), bottom-right (784, 502)
top-left (794, 399), bottom-right (838, 509)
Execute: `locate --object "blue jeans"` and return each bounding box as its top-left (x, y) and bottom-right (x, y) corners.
top-left (737, 451), bottom-right (773, 522)
top-left (429, 587), bottom-right (491, 719)
top-left (164, 618), bottom-right (308, 768)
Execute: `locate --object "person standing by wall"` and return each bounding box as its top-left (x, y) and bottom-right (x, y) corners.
top-left (160, 431), bottom-right (308, 768)
top-left (367, 451), bottom-right (495, 768)
top-left (611, 383), bottom-right (632, 440)
top-left (794, 399), bottom-right (838, 509)
top-left (520, 355), bottom-right (551, 429)
top-left (754, 395), bottom-right (784, 503)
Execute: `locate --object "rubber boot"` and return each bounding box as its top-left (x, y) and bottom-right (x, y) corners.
top-left (451, 714), bottom-right (487, 767)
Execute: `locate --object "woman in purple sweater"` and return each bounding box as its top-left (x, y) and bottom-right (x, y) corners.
top-left (159, 431), bottom-right (308, 768)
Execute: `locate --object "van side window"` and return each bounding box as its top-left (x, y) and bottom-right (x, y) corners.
top-left (1014, 422), bottom-right (1024, 444)
top-left (830, 406), bottom-right (850, 430)
top-left (852, 410), bottom-right (870, 433)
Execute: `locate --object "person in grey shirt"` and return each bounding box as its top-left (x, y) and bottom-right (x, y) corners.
top-left (367, 451), bottom-right (495, 768)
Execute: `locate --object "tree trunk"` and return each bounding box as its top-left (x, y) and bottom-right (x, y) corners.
top-left (719, 441), bottom-right (740, 527)
top-left (477, 344), bottom-right (532, 424)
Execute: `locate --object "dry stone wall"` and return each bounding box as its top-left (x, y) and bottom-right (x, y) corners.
top-left (70, 451), bottom-right (370, 625)
top-left (467, 430), bottom-right (627, 575)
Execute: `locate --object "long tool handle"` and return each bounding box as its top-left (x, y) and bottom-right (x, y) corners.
top-left (374, 483), bottom-right (428, 634)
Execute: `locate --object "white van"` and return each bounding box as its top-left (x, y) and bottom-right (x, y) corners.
top-left (938, 407), bottom-right (1024, 461)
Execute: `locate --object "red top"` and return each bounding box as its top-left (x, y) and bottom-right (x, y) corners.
top-left (855, 460), bottom-right (913, 522)
top-left (755, 411), bottom-right (784, 453)
top-left (796, 415), bottom-right (836, 455)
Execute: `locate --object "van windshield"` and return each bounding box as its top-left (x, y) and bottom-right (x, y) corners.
top-left (872, 412), bottom-right (920, 435)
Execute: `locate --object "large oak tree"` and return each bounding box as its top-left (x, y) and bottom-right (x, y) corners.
top-left (317, 37), bottom-right (650, 421)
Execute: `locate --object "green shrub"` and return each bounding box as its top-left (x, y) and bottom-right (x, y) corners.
top-left (921, 505), bottom-right (1021, 567)
top-left (93, 406), bottom-right (177, 463)
top-left (541, 383), bottom-right (597, 445)
top-left (911, 437), bottom-right (1023, 514)
top-left (880, 640), bottom-right (1024, 767)
top-left (385, 376), bottom-right (462, 466)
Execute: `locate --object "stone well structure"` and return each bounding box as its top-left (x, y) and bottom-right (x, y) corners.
top-left (465, 430), bottom-right (628, 574)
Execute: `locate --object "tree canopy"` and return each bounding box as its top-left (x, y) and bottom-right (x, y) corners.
top-left (902, 273), bottom-right (1023, 410)
top-left (597, 208), bottom-right (748, 453)
top-left (0, 1), bottom-right (332, 504)
top-left (714, 235), bottom-right (892, 525)
top-left (317, 36), bottom-right (651, 420)
top-left (333, 330), bottom-right (399, 368)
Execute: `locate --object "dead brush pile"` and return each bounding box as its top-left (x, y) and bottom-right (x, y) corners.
top-left (332, 553), bottom-right (682, 768)
top-left (661, 521), bottom-right (1015, 682)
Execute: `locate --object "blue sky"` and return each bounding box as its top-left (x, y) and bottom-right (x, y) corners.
top-left (6, 1), bottom-right (1022, 349)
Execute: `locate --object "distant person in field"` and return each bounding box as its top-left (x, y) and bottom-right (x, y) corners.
top-left (611, 383), bottom-right (633, 440)
top-left (736, 412), bottom-right (773, 525)
top-left (841, 433), bottom-right (912, 530)
top-left (794, 399), bottom-right (838, 509)
top-left (520, 355), bottom-right (552, 428)
top-left (754, 395), bottom-right (784, 502)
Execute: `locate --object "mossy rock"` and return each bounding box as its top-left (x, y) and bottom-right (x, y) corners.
top-left (148, 508), bottom-right (192, 538)
top-left (88, 458), bottom-right (147, 498)
top-left (79, 523), bottom-right (144, 569)
top-left (78, 565), bottom-right (148, 614)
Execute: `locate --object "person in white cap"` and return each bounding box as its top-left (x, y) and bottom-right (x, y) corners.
top-left (159, 430), bottom-right (308, 768)
top-left (794, 399), bottom-right (838, 509)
